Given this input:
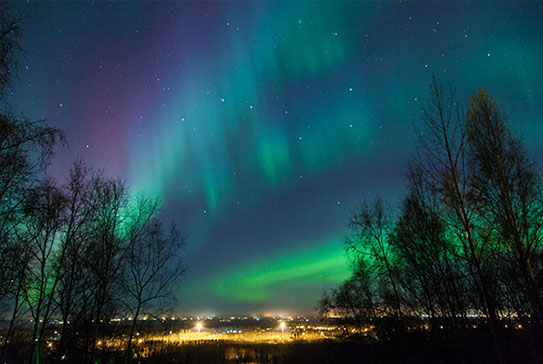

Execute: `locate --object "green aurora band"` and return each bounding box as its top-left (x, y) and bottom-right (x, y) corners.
top-left (212, 239), bottom-right (350, 304)
top-left (127, 4), bottom-right (376, 213)
top-left (10, 1), bottom-right (542, 313)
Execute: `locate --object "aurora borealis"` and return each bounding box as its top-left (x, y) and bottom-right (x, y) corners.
top-left (8, 1), bottom-right (542, 314)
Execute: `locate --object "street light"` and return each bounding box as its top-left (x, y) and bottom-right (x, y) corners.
top-left (196, 323), bottom-right (202, 333)
top-left (280, 322), bottom-right (286, 334)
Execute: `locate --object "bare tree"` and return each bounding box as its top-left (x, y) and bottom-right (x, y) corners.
top-left (0, 3), bottom-right (23, 100)
top-left (415, 78), bottom-right (505, 360)
top-left (392, 163), bottom-right (468, 325)
top-left (0, 112), bottom-right (63, 364)
top-left (0, 217), bottom-right (32, 363)
top-left (18, 180), bottom-right (66, 363)
top-left (465, 90), bottom-right (543, 354)
top-left (82, 177), bottom-right (130, 361)
top-left (319, 257), bottom-right (377, 332)
top-left (54, 161), bottom-right (100, 360)
top-left (0, 25), bottom-right (64, 351)
top-left (121, 202), bottom-right (185, 362)
top-left (346, 198), bottom-right (403, 319)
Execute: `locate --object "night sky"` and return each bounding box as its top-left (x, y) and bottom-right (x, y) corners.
top-left (8, 1), bottom-right (543, 315)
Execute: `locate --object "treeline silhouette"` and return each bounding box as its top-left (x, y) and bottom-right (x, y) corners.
top-left (320, 78), bottom-right (543, 363)
top-left (0, 6), bottom-right (185, 364)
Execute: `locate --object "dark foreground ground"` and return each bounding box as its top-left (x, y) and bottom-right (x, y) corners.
top-left (117, 330), bottom-right (537, 364)
top-left (2, 322), bottom-right (540, 363)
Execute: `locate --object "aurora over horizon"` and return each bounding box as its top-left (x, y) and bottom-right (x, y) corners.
top-left (8, 1), bottom-right (542, 315)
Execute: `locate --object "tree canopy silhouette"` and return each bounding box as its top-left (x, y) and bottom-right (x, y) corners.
top-left (320, 78), bottom-right (543, 363)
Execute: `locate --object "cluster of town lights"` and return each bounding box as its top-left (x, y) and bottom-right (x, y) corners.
top-left (194, 321), bottom-right (287, 334)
